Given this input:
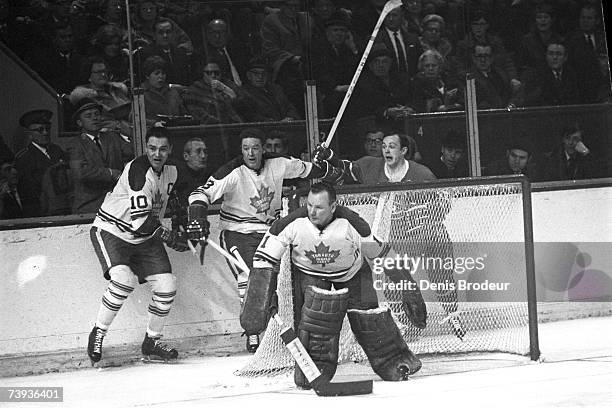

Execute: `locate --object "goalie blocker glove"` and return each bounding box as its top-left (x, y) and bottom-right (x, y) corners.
top-left (186, 204), bottom-right (210, 241)
top-left (153, 226), bottom-right (189, 252)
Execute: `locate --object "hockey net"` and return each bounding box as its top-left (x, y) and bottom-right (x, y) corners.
top-left (236, 176), bottom-right (537, 377)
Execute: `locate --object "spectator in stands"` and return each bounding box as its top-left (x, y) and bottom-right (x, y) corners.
top-left (233, 57), bottom-right (300, 122)
top-left (131, 0), bottom-right (193, 53)
top-left (352, 0), bottom-right (387, 46)
top-left (542, 124), bottom-right (593, 181)
top-left (484, 136), bottom-right (537, 180)
top-left (426, 129), bottom-right (468, 179)
top-left (140, 56), bottom-right (187, 124)
top-left (28, 23), bottom-right (85, 95)
top-left (70, 56), bottom-right (131, 133)
top-left (469, 44), bottom-right (523, 109)
top-left (310, 10), bottom-right (359, 117)
top-left (566, 4), bottom-right (609, 103)
top-left (69, 98), bottom-right (133, 214)
top-left (377, 6), bottom-right (423, 78)
top-left (260, 0), bottom-right (309, 113)
top-left (0, 162), bottom-right (24, 219)
top-left (173, 137), bottom-right (209, 208)
top-left (402, 0), bottom-right (424, 36)
top-left (347, 44), bottom-right (413, 123)
top-left (183, 62), bottom-right (242, 125)
top-left (419, 14), bottom-right (452, 60)
top-left (310, 0), bottom-right (339, 45)
top-left (453, 10), bottom-right (520, 89)
top-left (29, 25), bottom-right (85, 94)
top-left (14, 109), bottom-right (72, 217)
top-left (518, 3), bottom-right (564, 71)
top-left (264, 131), bottom-right (290, 155)
top-left (138, 19), bottom-right (196, 86)
top-left (0, 133), bottom-right (14, 166)
top-left (522, 42), bottom-right (582, 106)
top-left (410, 49), bottom-right (462, 113)
top-left (361, 129), bottom-right (384, 158)
top-left (92, 24), bottom-right (129, 83)
top-left (199, 19), bottom-right (250, 88)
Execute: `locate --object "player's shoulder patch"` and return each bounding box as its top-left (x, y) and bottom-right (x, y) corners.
top-left (212, 155), bottom-right (243, 180)
top-left (269, 206), bottom-right (308, 236)
top-left (128, 155), bottom-right (152, 191)
top-left (335, 205), bottom-right (371, 237)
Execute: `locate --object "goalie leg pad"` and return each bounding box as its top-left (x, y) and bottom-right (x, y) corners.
top-left (348, 307), bottom-right (422, 380)
top-left (384, 267), bottom-right (427, 329)
top-left (295, 285), bottom-right (349, 388)
top-left (240, 267), bottom-right (278, 335)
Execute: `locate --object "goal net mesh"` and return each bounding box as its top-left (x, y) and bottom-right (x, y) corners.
top-left (236, 180), bottom-right (532, 377)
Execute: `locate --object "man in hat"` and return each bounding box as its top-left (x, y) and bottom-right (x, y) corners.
top-left (311, 10), bottom-right (359, 117)
top-left (425, 129), bottom-right (468, 179)
top-left (233, 57), bottom-right (300, 122)
top-left (69, 98), bottom-right (133, 214)
top-left (484, 136), bottom-right (537, 180)
top-left (14, 109), bottom-right (71, 217)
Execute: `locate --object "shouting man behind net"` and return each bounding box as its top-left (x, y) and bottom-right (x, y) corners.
top-left (314, 136), bottom-right (467, 340)
top-left (241, 182), bottom-right (425, 389)
top-left (186, 128), bottom-right (342, 352)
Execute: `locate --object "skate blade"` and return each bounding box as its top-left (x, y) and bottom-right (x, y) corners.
top-left (141, 356), bottom-right (178, 364)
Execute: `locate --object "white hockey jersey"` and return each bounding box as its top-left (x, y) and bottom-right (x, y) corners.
top-left (93, 155), bottom-right (177, 244)
top-left (189, 155), bottom-right (313, 234)
top-left (253, 206), bottom-right (379, 282)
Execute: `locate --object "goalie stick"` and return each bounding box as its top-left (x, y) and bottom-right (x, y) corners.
top-left (206, 242), bottom-right (373, 396)
top-left (322, 0), bottom-right (402, 149)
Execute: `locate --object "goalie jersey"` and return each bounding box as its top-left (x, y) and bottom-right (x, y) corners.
top-left (253, 206), bottom-right (386, 283)
top-left (189, 155), bottom-right (313, 234)
top-left (93, 155), bottom-right (177, 244)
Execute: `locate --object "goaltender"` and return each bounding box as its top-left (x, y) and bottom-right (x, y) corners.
top-left (240, 182), bottom-right (425, 388)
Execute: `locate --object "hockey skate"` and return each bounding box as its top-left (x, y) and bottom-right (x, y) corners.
top-left (141, 333), bottom-right (178, 363)
top-left (87, 326), bottom-right (106, 366)
top-left (246, 333), bottom-right (259, 353)
top-left (441, 313), bottom-right (466, 340)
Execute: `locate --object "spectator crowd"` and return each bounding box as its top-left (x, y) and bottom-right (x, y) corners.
top-left (0, 0), bottom-right (609, 219)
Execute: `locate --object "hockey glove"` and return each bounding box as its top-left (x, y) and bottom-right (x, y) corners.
top-left (313, 144), bottom-right (335, 164)
top-left (153, 226), bottom-right (190, 252)
top-left (186, 204), bottom-right (210, 241)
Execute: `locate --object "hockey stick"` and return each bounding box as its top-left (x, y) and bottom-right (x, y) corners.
top-left (206, 243), bottom-right (373, 396)
top-left (322, 0), bottom-right (402, 149)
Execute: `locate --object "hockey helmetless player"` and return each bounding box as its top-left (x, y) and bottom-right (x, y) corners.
top-left (241, 182), bottom-right (424, 388)
top-left (185, 128), bottom-right (341, 353)
top-left (88, 127), bottom-right (197, 365)
top-left (314, 140), bottom-right (466, 340)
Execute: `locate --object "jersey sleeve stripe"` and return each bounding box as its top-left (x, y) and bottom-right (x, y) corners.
top-left (253, 251), bottom-right (281, 266)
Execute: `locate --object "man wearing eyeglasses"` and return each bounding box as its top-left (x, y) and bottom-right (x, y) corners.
top-left (14, 109), bottom-right (70, 217)
top-left (470, 44), bottom-right (522, 110)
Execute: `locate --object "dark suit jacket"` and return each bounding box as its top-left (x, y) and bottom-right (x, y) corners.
top-left (522, 64), bottom-right (583, 106)
top-left (0, 187), bottom-right (25, 219)
top-left (542, 147), bottom-right (592, 181)
top-left (14, 143), bottom-right (69, 217)
top-left (233, 83), bottom-right (300, 122)
top-left (376, 29), bottom-right (422, 77)
top-left (28, 48), bottom-right (86, 94)
top-left (566, 30), bottom-right (607, 103)
top-left (69, 131), bottom-right (133, 214)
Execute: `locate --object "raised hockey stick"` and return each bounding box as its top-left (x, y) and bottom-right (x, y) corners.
top-left (206, 243), bottom-right (373, 396)
top-left (322, 0), bottom-right (402, 149)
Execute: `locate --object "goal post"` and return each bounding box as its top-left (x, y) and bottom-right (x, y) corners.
top-left (236, 175), bottom-right (539, 378)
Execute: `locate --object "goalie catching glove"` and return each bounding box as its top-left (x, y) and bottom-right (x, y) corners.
top-left (186, 204), bottom-right (210, 242)
top-left (153, 226), bottom-right (189, 252)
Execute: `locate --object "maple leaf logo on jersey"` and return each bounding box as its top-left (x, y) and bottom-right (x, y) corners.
top-left (305, 242), bottom-right (341, 267)
top-left (151, 190), bottom-right (164, 216)
top-left (249, 186), bottom-right (275, 214)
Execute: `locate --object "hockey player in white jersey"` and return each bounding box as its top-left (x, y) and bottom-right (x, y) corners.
top-left (241, 182), bottom-right (424, 388)
top-left (186, 128), bottom-right (339, 352)
top-left (88, 127), bottom-right (198, 365)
